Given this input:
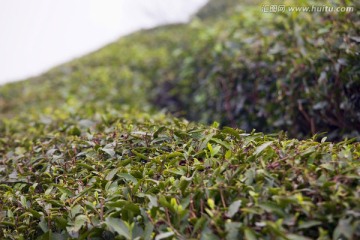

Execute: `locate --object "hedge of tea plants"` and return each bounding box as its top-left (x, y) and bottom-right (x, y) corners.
top-left (0, 111), bottom-right (359, 239)
top-left (0, 0), bottom-right (359, 239)
top-left (152, 0), bottom-right (360, 140)
top-left (1, 1), bottom-right (358, 140)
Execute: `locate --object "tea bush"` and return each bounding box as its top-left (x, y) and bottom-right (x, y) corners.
top-left (1, 111), bottom-right (359, 239)
top-left (1, 0), bottom-right (358, 140)
top-left (0, 0), bottom-right (359, 239)
top-left (153, 0), bottom-right (360, 140)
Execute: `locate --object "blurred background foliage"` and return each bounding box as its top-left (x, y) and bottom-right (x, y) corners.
top-left (0, 0), bottom-right (359, 141)
top-left (153, 0), bottom-right (360, 140)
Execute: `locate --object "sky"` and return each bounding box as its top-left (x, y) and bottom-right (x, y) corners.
top-left (0, 0), bottom-right (208, 85)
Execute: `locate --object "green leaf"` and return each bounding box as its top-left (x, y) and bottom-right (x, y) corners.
top-left (208, 143), bottom-right (221, 157)
top-left (117, 173), bottom-right (138, 184)
top-left (39, 216), bottom-right (48, 233)
top-left (55, 185), bottom-right (74, 197)
top-left (106, 168), bottom-right (119, 181)
top-left (143, 222), bottom-right (154, 240)
top-left (158, 195), bottom-right (171, 209)
top-left (0, 221), bottom-right (15, 227)
top-left (75, 186), bottom-right (95, 199)
top-left (298, 220), bottom-right (322, 229)
top-left (105, 217), bottom-right (131, 239)
top-left (102, 147), bottom-right (115, 157)
top-left (155, 231), bottom-right (174, 240)
top-left (131, 150), bottom-right (148, 160)
top-left (153, 126), bottom-right (166, 138)
top-left (132, 223), bottom-right (144, 239)
top-left (210, 138), bottom-right (231, 150)
top-left (164, 168), bottom-right (186, 176)
top-left (77, 163), bottom-right (95, 171)
top-left (244, 228), bottom-right (257, 240)
top-left (68, 127), bottom-right (81, 136)
top-left (72, 215), bottom-right (88, 232)
top-left (166, 151), bottom-right (183, 159)
top-left (70, 204), bottom-right (82, 218)
top-left (225, 150), bottom-right (232, 160)
top-left (54, 217), bottom-right (68, 229)
top-left (20, 195), bottom-right (28, 208)
top-left (201, 227), bottom-right (220, 240)
top-left (207, 198), bottom-right (215, 210)
top-left (106, 200), bottom-right (127, 208)
top-left (124, 202), bottom-right (141, 215)
top-left (225, 222), bottom-right (241, 240)
top-left (333, 218), bottom-right (353, 240)
top-left (254, 141), bottom-right (273, 155)
top-left (28, 209), bottom-right (42, 219)
top-left (222, 127), bottom-right (241, 139)
top-left (199, 132), bottom-right (216, 151)
top-left (226, 200), bottom-right (242, 218)
top-left (258, 202), bottom-right (285, 217)
top-left (286, 234), bottom-right (312, 240)
top-left (193, 217), bottom-right (207, 235)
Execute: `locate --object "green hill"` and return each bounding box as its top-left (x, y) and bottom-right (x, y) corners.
top-left (0, 0), bottom-right (359, 239)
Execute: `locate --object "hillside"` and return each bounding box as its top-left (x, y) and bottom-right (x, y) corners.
top-left (1, 0), bottom-right (359, 140)
top-left (0, 0), bottom-right (359, 239)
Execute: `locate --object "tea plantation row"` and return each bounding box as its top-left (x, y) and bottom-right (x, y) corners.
top-left (0, 111), bottom-right (359, 239)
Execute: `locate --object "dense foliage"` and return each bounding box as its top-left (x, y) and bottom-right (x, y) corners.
top-left (0, 0), bottom-right (359, 239)
top-left (1, 0), bottom-right (359, 140)
top-left (1, 112), bottom-right (360, 239)
top-left (0, 24), bottom-right (192, 118)
top-left (153, 0), bottom-right (360, 140)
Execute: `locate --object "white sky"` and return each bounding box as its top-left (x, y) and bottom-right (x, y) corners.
top-left (0, 0), bottom-right (208, 85)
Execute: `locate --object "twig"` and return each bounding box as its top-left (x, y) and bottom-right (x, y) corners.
top-left (219, 187), bottom-right (227, 209)
top-left (165, 208), bottom-right (184, 240)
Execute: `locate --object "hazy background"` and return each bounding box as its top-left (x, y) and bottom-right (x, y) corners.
top-left (0, 0), bottom-right (208, 85)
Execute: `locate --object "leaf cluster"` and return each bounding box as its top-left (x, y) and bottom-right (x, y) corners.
top-left (0, 112), bottom-right (359, 239)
